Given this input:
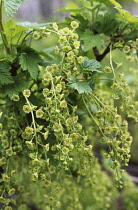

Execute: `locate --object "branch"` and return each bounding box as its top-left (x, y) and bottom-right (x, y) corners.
top-left (0, 0), bottom-right (11, 54)
top-left (93, 43), bottom-right (111, 62)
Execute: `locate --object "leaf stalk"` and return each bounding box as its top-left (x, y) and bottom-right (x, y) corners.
top-left (0, 0), bottom-right (11, 54)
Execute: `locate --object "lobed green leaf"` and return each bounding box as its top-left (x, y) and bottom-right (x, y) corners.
top-left (4, 73), bottom-right (28, 98)
top-left (4, 0), bottom-right (23, 17)
top-left (19, 47), bottom-right (42, 80)
top-left (0, 62), bottom-right (14, 85)
top-left (69, 75), bottom-right (92, 95)
top-left (80, 29), bottom-right (102, 51)
top-left (81, 57), bottom-right (102, 73)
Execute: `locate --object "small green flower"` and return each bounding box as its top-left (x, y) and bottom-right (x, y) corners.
top-left (68, 144), bottom-right (74, 150)
top-left (43, 32), bottom-right (51, 38)
top-left (12, 94), bottom-right (20, 101)
top-left (71, 21), bottom-right (79, 29)
top-left (6, 148), bottom-right (13, 157)
top-left (77, 56), bottom-right (84, 63)
top-left (53, 123), bottom-right (63, 132)
top-left (104, 66), bottom-right (112, 73)
top-left (60, 100), bottom-right (67, 108)
top-left (62, 45), bottom-right (72, 52)
top-left (59, 36), bottom-right (67, 44)
top-left (52, 22), bottom-right (58, 31)
top-left (56, 84), bottom-right (62, 93)
top-left (46, 158), bottom-right (50, 166)
top-left (43, 88), bottom-right (49, 97)
top-left (43, 72), bottom-right (52, 80)
top-left (40, 26), bottom-right (46, 31)
top-left (0, 123), bottom-right (3, 130)
top-left (18, 186), bottom-right (25, 192)
top-left (32, 158), bottom-right (40, 165)
top-left (0, 196), bottom-right (5, 203)
top-left (135, 43), bottom-right (138, 50)
top-left (51, 64), bottom-right (59, 71)
top-left (123, 45), bottom-right (130, 54)
top-left (46, 97), bottom-right (52, 105)
top-left (73, 49), bottom-right (79, 55)
top-left (70, 32), bottom-right (79, 41)
top-left (25, 141), bottom-right (34, 150)
top-left (67, 51), bottom-right (74, 58)
top-left (111, 83), bottom-right (119, 89)
top-left (62, 27), bottom-right (70, 36)
top-left (4, 206), bottom-right (13, 210)
top-left (23, 105), bottom-right (32, 113)
top-left (42, 79), bottom-right (49, 86)
top-left (43, 131), bottom-right (49, 140)
top-left (49, 165), bottom-right (56, 174)
top-left (32, 172), bottom-right (38, 181)
top-left (118, 38), bottom-right (124, 45)
top-left (36, 109), bottom-right (44, 118)
top-left (2, 140), bottom-right (9, 149)
top-left (10, 129), bottom-right (17, 137)
top-left (73, 67), bottom-right (77, 71)
top-left (55, 46), bottom-right (60, 54)
top-left (66, 118), bottom-right (72, 126)
top-left (73, 116), bottom-right (78, 123)
top-left (104, 126), bottom-right (113, 134)
top-left (33, 31), bottom-right (41, 40)
top-left (2, 174), bottom-right (10, 182)
top-left (23, 89), bottom-right (31, 97)
top-left (73, 41), bottom-right (80, 49)
top-left (1, 134), bottom-right (8, 141)
top-left (76, 123), bottom-right (82, 131)
top-left (8, 188), bottom-right (15, 196)
top-left (62, 146), bottom-right (69, 154)
top-left (25, 126), bottom-right (34, 135)
top-left (46, 66), bottom-right (52, 71)
top-left (0, 157), bottom-right (7, 166)
top-left (45, 143), bottom-right (50, 151)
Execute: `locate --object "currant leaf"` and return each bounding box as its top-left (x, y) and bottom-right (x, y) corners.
top-left (4, 73), bottom-right (28, 98)
top-left (80, 57), bottom-right (102, 73)
top-left (19, 47), bottom-right (42, 80)
top-left (80, 29), bottom-right (102, 51)
top-left (0, 62), bottom-right (14, 85)
top-left (4, 0), bottom-right (23, 17)
top-left (69, 75), bottom-right (92, 95)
